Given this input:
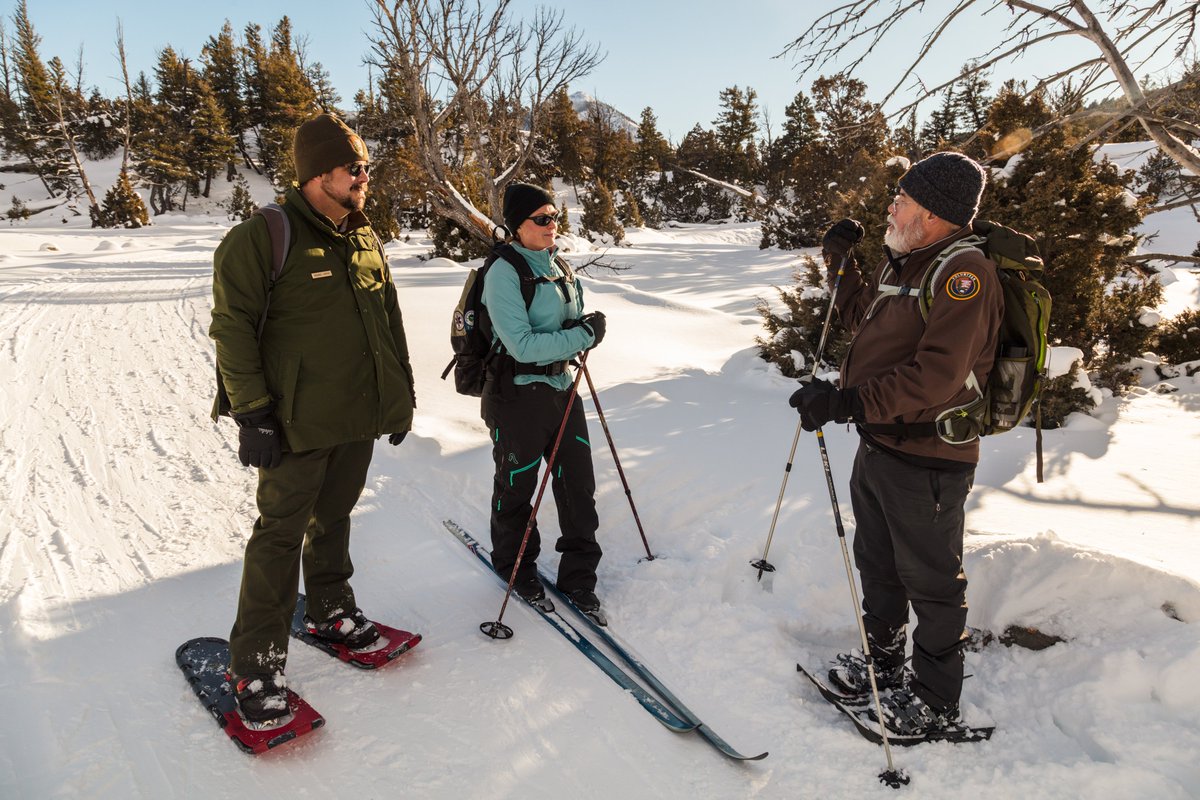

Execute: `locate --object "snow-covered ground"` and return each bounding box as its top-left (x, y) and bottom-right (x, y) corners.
top-left (0, 162), bottom-right (1198, 799)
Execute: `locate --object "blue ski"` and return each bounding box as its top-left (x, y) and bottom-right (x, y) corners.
top-left (445, 520), bottom-right (767, 761)
top-left (442, 519), bottom-right (694, 733)
top-left (543, 574), bottom-right (768, 762)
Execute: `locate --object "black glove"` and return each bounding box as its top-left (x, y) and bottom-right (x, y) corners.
top-left (822, 219), bottom-right (865, 264)
top-left (233, 407), bottom-right (283, 468)
top-left (564, 311), bottom-right (606, 349)
top-left (788, 379), bottom-right (863, 432)
top-left (388, 432), bottom-right (407, 446)
top-left (581, 311), bottom-right (606, 348)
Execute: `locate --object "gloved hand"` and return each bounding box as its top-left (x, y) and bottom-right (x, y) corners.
top-left (788, 378), bottom-right (863, 432)
top-left (233, 407), bottom-right (283, 468)
top-left (388, 432), bottom-right (407, 446)
top-left (822, 219), bottom-right (865, 264)
top-left (580, 311), bottom-right (606, 348)
top-left (564, 311), bottom-right (606, 349)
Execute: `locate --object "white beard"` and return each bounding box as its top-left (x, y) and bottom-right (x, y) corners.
top-left (884, 215), bottom-right (925, 255)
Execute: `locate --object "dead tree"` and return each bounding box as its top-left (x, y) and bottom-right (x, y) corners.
top-left (782, 1), bottom-right (1200, 176)
top-left (367, 0), bottom-right (602, 243)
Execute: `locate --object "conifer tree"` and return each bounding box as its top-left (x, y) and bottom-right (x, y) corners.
top-left (919, 90), bottom-right (958, 152)
top-left (631, 106), bottom-right (670, 177)
top-left (580, 179), bottom-right (624, 244)
top-left (712, 85), bottom-right (760, 184)
top-left (583, 101), bottom-right (633, 189)
top-left (96, 169), bottom-right (150, 228)
top-left (254, 16), bottom-right (318, 185)
top-left (9, 0), bottom-right (67, 195)
top-left (760, 89), bottom-right (828, 249)
top-left (542, 87), bottom-right (590, 190)
top-left (201, 21), bottom-right (247, 175)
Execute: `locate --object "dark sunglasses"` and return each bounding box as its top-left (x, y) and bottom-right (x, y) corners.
top-left (345, 162), bottom-right (372, 177)
top-left (527, 213), bottom-right (558, 227)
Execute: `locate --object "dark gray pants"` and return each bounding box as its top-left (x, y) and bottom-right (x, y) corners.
top-left (482, 381), bottom-right (601, 592)
top-left (229, 440), bottom-right (374, 676)
top-left (849, 439), bottom-right (972, 711)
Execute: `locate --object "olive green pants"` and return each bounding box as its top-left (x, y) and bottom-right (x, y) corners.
top-left (229, 440), bottom-right (374, 677)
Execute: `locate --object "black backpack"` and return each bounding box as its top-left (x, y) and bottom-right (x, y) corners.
top-left (441, 243), bottom-right (573, 396)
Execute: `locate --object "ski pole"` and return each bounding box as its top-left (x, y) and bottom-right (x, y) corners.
top-left (481, 350), bottom-right (589, 641)
top-left (581, 362), bottom-right (655, 562)
top-left (814, 427), bottom-right (907, 788)
top-left (751, 248), bottom-right (854, 580)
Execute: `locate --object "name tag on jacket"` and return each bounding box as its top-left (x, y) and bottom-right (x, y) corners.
top-left (311, 270), bottom-right (333, 279)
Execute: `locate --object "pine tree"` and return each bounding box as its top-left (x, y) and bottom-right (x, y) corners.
top-left (542, 87), bottom-right (590, 189)
top-left (201, 21), bottom-right (246, 175)
top-left (712, 85), bottom-right (760, 184)
top-left (919, 90), bottom-right (958, 152)
top-left (760, 89), bottom-right (828, 249)
top-left (254, 16), bottom-right (318, 185)
top-left (580, 179), bottom-right (624, 244)
top-left (583, 101), bottom-right (633, 189)
top-left (631, 106), bottom-right (670, 177)
top-left (224, 174), bottom-right (256, 221)
top-left (977, 87), bottom-right (1157, 419)
top-left (9, 0), bottom-right (68, 195)
top-left (96, 169), bottom-right (150, 228)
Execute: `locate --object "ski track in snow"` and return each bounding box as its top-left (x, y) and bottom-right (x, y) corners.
top-left (0, 191), bottom-right (1198, 799)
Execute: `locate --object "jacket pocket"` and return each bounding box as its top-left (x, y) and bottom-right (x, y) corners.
top-left (276, 351), bottom-right (301, 424)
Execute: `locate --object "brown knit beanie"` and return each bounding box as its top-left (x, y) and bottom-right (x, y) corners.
top-left (293, 114), bottom-right (369, 184)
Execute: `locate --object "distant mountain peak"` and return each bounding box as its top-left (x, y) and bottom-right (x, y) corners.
top-left (569, 91), bottom-right (639, 137)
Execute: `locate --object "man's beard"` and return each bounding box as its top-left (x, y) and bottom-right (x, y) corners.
top-left (320, 176), bottom-right (367, 213)
top-left (883, 214), bottom-right (924, 255)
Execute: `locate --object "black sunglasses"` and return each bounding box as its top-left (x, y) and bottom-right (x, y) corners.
top-left (527, 213), bottom-right (558, 227)
top-left (345, 162), bottom-right (372, 177)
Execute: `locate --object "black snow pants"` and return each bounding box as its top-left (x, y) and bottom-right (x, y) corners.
top-left (849, 438), bottom-right (973, 711)
top-left (482, 381), bottom-right (601, 592)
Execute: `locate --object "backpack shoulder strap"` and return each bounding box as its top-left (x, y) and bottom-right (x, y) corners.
top-left (492, 243), bottom-right (541, 310)
top-left (918, 234), bottom-right (987, 321)
top-left (252, 203), bottom-right (293, 342)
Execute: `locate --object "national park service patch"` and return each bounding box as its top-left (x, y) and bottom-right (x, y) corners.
top-left (945, 271), bottom-right (981, 301)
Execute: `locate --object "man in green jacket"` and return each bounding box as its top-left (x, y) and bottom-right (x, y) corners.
top-left (210, 113), bottom-right (415, 723)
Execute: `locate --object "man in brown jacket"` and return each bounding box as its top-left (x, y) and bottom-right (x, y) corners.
top-left (211, 114), bottom-right (415, 723)
top-left (788, 152), bottom-right (1001, 738)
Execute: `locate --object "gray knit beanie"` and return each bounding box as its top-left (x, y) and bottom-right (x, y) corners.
top-left (293, 114), bottom-right (369, 184)
top-left (898, 152), bottom-right (986, 227)
top-left (503, 182), bottom-right (557, 235)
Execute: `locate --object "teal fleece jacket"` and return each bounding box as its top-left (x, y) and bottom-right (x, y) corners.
top-left (481, 243), bottom-right (594, 391)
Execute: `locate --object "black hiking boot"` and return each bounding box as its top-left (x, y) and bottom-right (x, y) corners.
top-left (514, 577), bottom-right (554, 612)
top-left (560, 588), bottom-right (607, 626)
top-left (232, 673), bottom-right (289, 724)
top-left (870, 687), bottom-right (961, 737)
top-left (827, 651), bottom-right (912, 701)
top-left (305, 608), bottom-right (380, 650)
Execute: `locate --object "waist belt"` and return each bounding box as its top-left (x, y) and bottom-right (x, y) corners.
top-left (513, 360), bottom-right (568, 376)
top-left (859, 421), bottom-right (940, 439)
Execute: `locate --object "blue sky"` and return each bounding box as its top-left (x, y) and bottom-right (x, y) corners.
top-left (24, 1), bottom-right (1174, 142)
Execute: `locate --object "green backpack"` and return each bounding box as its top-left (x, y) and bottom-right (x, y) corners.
top-left (872, 220), bottom-right (1053, 479)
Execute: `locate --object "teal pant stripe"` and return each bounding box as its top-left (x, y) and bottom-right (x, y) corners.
top-left (575, 435), bottom-right (590, 448)
top-left (509, 457), bottom-right (541, 486)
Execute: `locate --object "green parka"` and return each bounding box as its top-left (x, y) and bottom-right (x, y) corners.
top-left (210, 186), bottom-right (415, 452)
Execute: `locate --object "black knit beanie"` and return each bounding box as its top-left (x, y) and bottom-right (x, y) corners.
top-left (293, 114), bottom-right (369, 184)
top-left (503, 182), bottom-right (557, 235)
top-left (898, 152), bottom-right (986, 227)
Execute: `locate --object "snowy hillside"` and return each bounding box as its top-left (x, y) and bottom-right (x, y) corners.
top-left (1, 165), bottom-right (1199, 798)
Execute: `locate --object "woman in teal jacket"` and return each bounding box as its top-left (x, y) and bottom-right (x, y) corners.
top-left (481, 182), bottom-right (607, 619)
